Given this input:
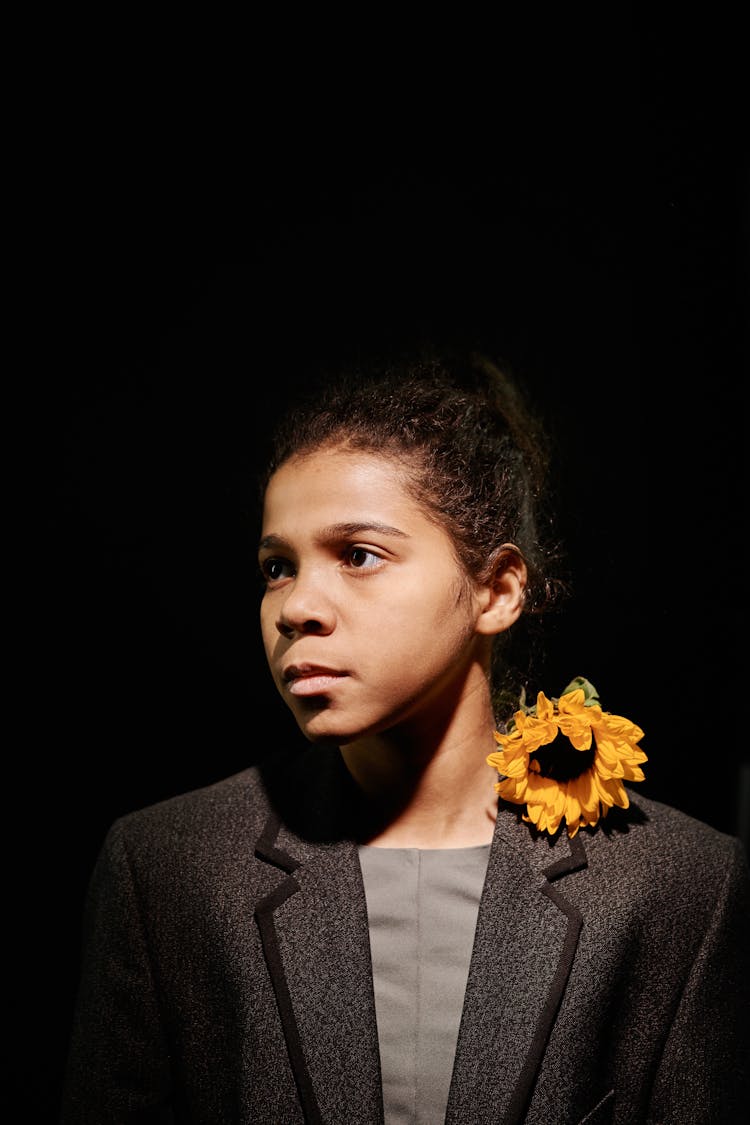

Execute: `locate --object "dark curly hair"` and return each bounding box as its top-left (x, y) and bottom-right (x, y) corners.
top-left (260, 347), bottom-right (568, 720)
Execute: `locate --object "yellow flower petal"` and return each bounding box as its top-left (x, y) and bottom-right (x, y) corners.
top-left (489, 681), bottom-right (645, 837)
top-left (571, 773), bottom-right (599, 821)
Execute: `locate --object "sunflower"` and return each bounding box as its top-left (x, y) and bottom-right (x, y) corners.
top-left (487, 676), bottom-right (647, 837)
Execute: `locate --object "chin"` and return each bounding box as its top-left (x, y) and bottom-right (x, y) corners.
top-left (299, 723), bottom-right (354, 746)
top-left (300, 732), bottom-right (344, 749)
top-left (293, 711), bottom-right (363, 746)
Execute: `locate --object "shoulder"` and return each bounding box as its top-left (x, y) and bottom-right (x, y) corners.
top-left (498, 788), bottom-right (749, 915)
top-left (589, 790), bottom-right (746, 875)
top-left (101, 766), bottom-right (273, 870)
top-left (94, 742), bottom-right (360, 879)
top-left (576, 792), bottom-right (750, 930)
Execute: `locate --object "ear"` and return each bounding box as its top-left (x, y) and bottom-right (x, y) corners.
top-left (475, 545), bottom-right (528, 636)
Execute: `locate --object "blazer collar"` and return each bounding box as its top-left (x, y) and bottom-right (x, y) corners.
top-left (253, 744), bottom-right (386, 1124)
top-left (254, 805), bottom-right (384, 1125)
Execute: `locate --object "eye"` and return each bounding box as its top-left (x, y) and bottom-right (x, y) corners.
top-left (347, 546), bottom-right (382, 569)
top-left (260, 557), bottom-right (294, 583)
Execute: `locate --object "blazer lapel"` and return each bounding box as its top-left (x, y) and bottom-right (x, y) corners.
top-left (254, 807), bottom-right (384, 1125)
top-left (446, 809), bottom-right (587, 1125)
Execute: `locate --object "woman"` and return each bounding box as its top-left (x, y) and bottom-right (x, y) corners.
top-left (61, 351), bottom-right (750, 1123)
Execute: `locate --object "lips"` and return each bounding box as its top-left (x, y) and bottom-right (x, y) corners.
top-left (282, 663), bottom-right (348, 697)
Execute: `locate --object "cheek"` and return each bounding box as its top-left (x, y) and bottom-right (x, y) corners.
top-left (375, 586), bottom-right (476, 660)
top-left (396, 573), bottom-right (474, 631)
top-left (259, 602), bottom-right (278, 656)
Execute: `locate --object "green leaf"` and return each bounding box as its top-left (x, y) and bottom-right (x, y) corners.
top-left (560, 676), bottom-right (600, 706)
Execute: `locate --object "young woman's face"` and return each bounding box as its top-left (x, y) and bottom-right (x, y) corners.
top-left (259, 447), bottom-right (491, 744)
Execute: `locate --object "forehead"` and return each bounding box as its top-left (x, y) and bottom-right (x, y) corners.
top-left (263, 448), bottom-right (415, 515)
top-left (261, 447), bottom-right (437, 536)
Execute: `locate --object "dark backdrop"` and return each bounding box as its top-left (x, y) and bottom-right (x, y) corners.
top-left (16, 37), bottom-right (747, 1121)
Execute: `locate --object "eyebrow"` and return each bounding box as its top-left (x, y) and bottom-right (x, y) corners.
top-left (258, 521), bottom-right (409, 552)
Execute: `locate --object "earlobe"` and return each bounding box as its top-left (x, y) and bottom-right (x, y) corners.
top-left (475, 544), bottom-right (528, 636)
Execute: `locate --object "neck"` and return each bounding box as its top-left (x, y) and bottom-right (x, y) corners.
top-left (340, 697), bottom-right (500, 849)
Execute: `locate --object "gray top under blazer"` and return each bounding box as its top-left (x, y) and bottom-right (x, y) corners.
top-left (358, 843), bottom-right (491, 1124)
top-left (61, 743), bottom-right (750, 1125)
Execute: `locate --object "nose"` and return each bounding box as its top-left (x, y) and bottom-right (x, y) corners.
top-left (275, 572), bottom-right (336, 640)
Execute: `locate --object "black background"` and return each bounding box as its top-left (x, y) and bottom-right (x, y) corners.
top-left (14, 20), bottom-right (748, 1121)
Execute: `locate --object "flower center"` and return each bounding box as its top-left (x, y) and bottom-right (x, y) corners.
top-left (531, 732), bottom-right (596, 781)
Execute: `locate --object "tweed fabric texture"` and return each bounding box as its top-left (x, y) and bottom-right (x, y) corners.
top-left (61, 745), bottom-right (750, 1124)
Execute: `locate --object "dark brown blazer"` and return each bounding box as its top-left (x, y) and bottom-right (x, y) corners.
top-left (61, 745), bottom-right (750, 1124)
